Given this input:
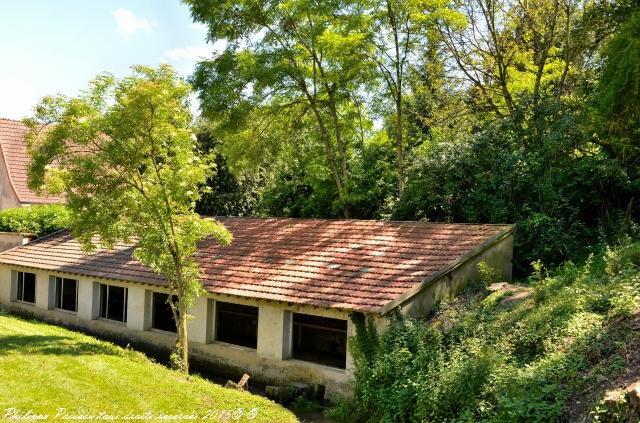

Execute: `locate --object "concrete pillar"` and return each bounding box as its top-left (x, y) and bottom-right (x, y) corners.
top-left (127, 285), bottom-right (151, 331)
top-left (257, 304), bottom-right (287, 359)
top-left (35, 271), bottom-right (51, 309)
top-left (91, 282), bottom-right (101, 319)
top-left (0, 266), bottom-right (11, 303)
top-left (188, 296), bottom-right (213, 344)
top-left (46, 275), bottom-right (57, 309)
top-left (77, 278), bottom-right (94, 320)
top-left (345, 320), bottom-right (356, 373)
top-left (9, 269), bottom-right (17, 302)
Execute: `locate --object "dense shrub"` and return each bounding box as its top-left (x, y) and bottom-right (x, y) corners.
top-left (393, 101), bottom-right (634, 274)
top-left (0, 205), bottom-right (70, 237)
top-left (335, 240), bottom-right (640, 422)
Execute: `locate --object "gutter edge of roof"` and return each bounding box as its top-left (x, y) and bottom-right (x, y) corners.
top-left (379, 224), bottom-right (516, 316)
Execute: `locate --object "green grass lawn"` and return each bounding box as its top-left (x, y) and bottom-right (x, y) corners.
top-left (0, 311), bottom-right (298, 422)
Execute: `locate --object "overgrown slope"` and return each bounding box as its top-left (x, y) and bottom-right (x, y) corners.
top-left (336, 240), bottom-right (640, 422)
top-left (0, 312), bottom-right (298, 422)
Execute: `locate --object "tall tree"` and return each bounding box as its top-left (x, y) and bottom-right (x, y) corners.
top-left (186, 0), bottom-right (372, 218)
top-left (25, 65), bottom-right (232, 374)
top-left (596, 11), bottom-right (640, 169)
top-left (369, 0), bottom-right (463, 195)
top-left (439, 0), bottom-right (584, 116)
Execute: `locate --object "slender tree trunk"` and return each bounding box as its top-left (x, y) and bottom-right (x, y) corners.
top-left (299, 78), bottom-right (351, 219)
top-left (169, 266), bottom-right (190, 375)
top-left (327, 89), bottom-right (351, 219)
top-left (395, 88), bottom-right (404, 198)
top-left (386, 0), bottom-right (405, 197)
top-left (308, 99), bottom-right (351, 218)
top-left (396, 97), bottom-right (404, 196)
top-left (532, 1), bottom-right (559, 108)
top-left (177, 306), bottom-right (189, 374)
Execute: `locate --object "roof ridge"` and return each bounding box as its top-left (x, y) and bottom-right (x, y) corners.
top-left (213, 215), bottom-right (513, 226)
top-left (0, 117), bottom-right (27, 123)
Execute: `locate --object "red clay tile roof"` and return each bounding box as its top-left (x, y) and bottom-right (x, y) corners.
top-left (0, 217), bottom-right (513, 313)
top-left (0, 118), bottom-right (63, 204)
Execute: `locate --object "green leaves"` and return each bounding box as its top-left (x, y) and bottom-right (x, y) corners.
top-left (187, 0), bottom-right (379, 217)
top-left (25, 64), bottom-right (232, 372)
top-left (0, 205), bottom-right (70, 237)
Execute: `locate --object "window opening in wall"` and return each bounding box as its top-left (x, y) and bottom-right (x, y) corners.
top-left (215, 301), bottom-right (258, 349)
top-left (16, 271), bottom-right (36, 303)
top-left (152, 292), bottom-right (177, 332)
top-left (99, 284), bottom-right (128, 323)
top-left (292, 313), bottom-right (347, 368)
top-left (54, 277), bottom-right (78, 312)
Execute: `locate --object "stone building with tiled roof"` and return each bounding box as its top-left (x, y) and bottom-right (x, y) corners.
top-left (0, 217), bottom-right (513, 397)
top-left (0, 118), bottom-right (63, 209)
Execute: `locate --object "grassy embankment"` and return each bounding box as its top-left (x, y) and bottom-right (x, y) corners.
top-left (0, 312), bottom-right (298, 422)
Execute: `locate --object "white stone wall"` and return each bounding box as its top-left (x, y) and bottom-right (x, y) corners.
top-left (0, 264), bottom-right (357, 399)
top-left (0, 150), bottom-right (21, 211)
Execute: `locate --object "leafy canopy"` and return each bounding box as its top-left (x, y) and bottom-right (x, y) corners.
top-left (0, 204), bottom-right (70, 237)
top-left (187, 0), bottom-right (376, 217)
top-left (25, 65), bottom-right (232, 371)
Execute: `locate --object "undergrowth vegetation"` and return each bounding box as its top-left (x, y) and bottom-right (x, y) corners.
top-left (0, 204), bottom-right (69, 237)
top-left (333, 239), bottom-right (640, 422)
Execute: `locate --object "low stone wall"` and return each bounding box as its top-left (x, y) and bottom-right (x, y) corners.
top-left (0, 232), bottom-right (33, 252)
top-left (400, 233), bottom-right (514, 318)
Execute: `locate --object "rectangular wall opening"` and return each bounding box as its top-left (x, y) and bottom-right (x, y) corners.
top-left (99, 284), bottom-right (128, 323)
top-left (215, 301), bottom-right (258, 349)
top-left (16, 271), bottom-right (36, 304)
top-left (292, 313), bottom-right (347, 368)
top-left (54, 277), bottom-right (78, 312)
top-left (152, 292), bottom-right (176, 332)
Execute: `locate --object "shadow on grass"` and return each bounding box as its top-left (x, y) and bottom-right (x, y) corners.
top-left (0, 335), bottom-right (120, 356)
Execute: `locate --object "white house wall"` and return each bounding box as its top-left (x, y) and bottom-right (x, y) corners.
top-left (0, 264), bottom-right (357, 399)
top-left (0, 148), bottom-right (21, 210)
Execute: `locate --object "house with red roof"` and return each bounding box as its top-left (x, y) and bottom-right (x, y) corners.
top-left (0, 217), bottom-right (513, 397)
top-left (0, 118), bottom-right (63, 209)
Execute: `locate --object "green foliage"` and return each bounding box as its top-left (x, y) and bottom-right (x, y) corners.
top-left (394, 100), bottom-right (634, 273)
top-left (194, 127), bottom-right (263, 217)
top-left (24, 65), bottom-right (232, 373)
top-left (477, 260), bottom-right (500, 286)
top-left (0, 205), bottom-right (69, 237)
top-left (257, 132), bottom-right (398, 219)
top-left (596, 11), bottom-right (640, 156)
top-left (590, 395), bottom-right (630, 423)
top-left (186, 0), bottom-right (375, 217)
top-left (338, 240), bottom-right (640, 422)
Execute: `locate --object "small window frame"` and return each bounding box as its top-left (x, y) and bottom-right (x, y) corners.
top-left (16, 271), bottom-right (36, 304)
top-left (291, 313), bottom-right (348, 369)
top-left (99, 283), bottom-right (128, 323)
top-left (215, 301), bottom-right (259, 349)
top-left (54, 277), bottom-right (78, 313)
top-left (151, 292), bottom-right (177, 333)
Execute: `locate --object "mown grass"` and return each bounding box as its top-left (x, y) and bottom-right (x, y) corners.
top-left (0, 313), bottom-right (298, 422)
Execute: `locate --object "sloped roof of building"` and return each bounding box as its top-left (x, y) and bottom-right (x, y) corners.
top-left (0, 118), bottom-right (63, 204)
top-left (0, 217), bottom-right (513, 313)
